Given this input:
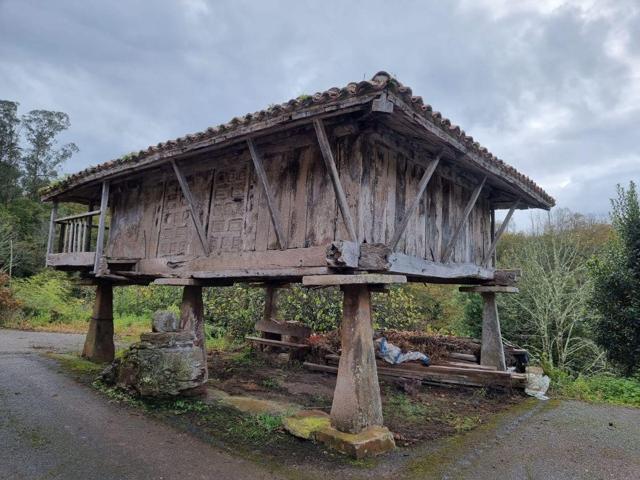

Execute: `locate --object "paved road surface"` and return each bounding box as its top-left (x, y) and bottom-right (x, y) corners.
top-left (0, 329), bottom-right (285, 480)
top-left (1, 328), bottom-right (639, 480)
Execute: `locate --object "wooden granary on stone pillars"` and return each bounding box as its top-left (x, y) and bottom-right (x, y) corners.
top-left (41, 72), bottom-right (554, 441)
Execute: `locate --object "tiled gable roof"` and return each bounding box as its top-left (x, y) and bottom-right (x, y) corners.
top-left (42, 72), bottom-right (554, 207)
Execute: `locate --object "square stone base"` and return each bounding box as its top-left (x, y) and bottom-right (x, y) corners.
top-left (315, 425), bottom-right (396, 459)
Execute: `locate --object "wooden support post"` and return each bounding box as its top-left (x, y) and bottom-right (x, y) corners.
top-left (263, 285), bottom-right (277, 323)
top-left (180, 285), bottom-right (207, 369)
top-left (93, 181), bottom-right (110, 274)
top-left (46, 202), bottom-right (58, 261)
top-left (389, 153), bottom-right (441, 249)
top-left (482, 200), bottom-right (519, 267)
top-left (480, 292), bottom-right (507, 371)
top-left (247, 139), bottom-right (287, 249)
top-left (441, 176), bottom-right (487, 263)
top-left (313, 119), bottom-right (358, 243)
top-left (82, 282), bottom-right (114, 363)
top-left (85, 202), bottom-right (94, 252)
top-left (171, 159), bottom-right (210, 256)
top-left (330, 284), bottom-right (383, 433)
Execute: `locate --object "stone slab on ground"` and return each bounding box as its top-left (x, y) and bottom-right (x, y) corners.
top-left (206, 387), bottom-right (301, 416)
top-left (315, 425), bottom-right (396, 459)
top-left (282, 410), bottom-right (331, 440)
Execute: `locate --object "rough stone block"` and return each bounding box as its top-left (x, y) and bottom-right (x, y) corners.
top-left (152, 310), bottom-right (180, 332)
top-left (112, 332), bottom-right (207, 397)
top-left (315, 425), bottom-right (396, 459)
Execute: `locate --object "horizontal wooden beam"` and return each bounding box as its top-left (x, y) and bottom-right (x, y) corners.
top-left (48, 252), bottom-right (96, 267)
top-left (387, 252), bottom-right (494, 281)
top-left (55, 210), bottom-right (101, 223)
top-left (459, 285), bottom-right (519, 294)
top-left (302, 274), bottom-right (406, 287)
top-left (152, 278), bottom-right (206, 286)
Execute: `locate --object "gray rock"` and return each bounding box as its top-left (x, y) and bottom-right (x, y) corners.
top-left (152, 310), bottom-right (180, 333)
top-left (113, 331), bottom-right (207, 397)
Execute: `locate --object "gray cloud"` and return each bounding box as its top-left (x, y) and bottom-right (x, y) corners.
top-left (1, 0), bottom-right (638, 219)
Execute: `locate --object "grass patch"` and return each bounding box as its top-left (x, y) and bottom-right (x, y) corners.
top-left (383, 391), bottom-right (429, 421)
top-left (550, 371), bottom-right (640, 407)
top-left (47, 353), bottom-right (104, 376)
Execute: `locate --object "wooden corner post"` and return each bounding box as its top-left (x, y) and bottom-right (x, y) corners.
top-left (93, 181), bottom-right (110, 274)
top-left (46, 202), bottom-right (58, 264)
top-left (82, 281), bottom-right (114, 363)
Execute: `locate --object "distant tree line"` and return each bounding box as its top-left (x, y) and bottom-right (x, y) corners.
top-left (0, 100), bottom-right (77, 276)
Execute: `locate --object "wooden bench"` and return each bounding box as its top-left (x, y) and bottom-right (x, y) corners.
top-left (246, 320), bottom-right (312, 356)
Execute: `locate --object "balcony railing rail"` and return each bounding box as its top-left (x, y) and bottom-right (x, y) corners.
top-left (55, 210), bottom-right (102, 253)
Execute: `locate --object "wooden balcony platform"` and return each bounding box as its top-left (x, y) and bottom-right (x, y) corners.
top-left (47, 252), bottom-right (96, 268)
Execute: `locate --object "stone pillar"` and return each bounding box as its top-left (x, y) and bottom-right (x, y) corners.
top-left (480, 292), bottom-right (507, 371)
top-left (179, 286), bottom-right (207, 374)
top-left (330, 285), bottom-right (383, 434)
top-left (82, 282), bottom-right (114, 363)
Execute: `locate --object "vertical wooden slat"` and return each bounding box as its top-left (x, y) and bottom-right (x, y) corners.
top-left (63, 222), bottom-right (70, 253)
top-left (85, 203), bottom-right (94, 252)
top-left (389, 154), bottom-right (441, 250)
top-left (483, 200), bottom-right (519, 267)
top-left (46, 202), bottom-right (58, 259)
top-left (313, 119), bottom-right (358, 243)
top-left (441, 176), bottom-right (487, 263)
top-left (93, 181), bottom-right (110, 274)
top-left (81, 219), bottom-right (87, 253)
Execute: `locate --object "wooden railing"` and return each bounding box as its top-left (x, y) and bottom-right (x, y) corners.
top-left (53, 210), bottom-right (102, 254)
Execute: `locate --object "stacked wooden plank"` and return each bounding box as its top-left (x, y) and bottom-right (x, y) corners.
top-left (304, 354), bottom-right (527, 390)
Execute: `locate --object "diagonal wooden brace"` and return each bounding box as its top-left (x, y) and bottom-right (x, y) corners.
top-left (247, 138), bottom-right (288, 249)
top-left (171, 159), bottom-right (210, 256)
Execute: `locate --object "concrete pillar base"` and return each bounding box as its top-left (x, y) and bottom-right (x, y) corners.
top-left (315, 425), bottom-right (395, 459)
top-left (82, 282), bottom-right (114, 363)
top-left (330, 284), bottom-right (383, 434)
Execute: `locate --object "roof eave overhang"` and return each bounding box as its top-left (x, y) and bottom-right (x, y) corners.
top-left (386, 92), bottom-right (554, 210)
top-left (41, 93), bottom-right (380, 202)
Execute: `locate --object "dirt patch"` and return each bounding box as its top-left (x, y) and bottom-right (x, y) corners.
top-left (208, 349), bottom-right (525, 448)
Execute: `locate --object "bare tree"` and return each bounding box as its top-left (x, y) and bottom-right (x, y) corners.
top-left (500, 211), bottom-right (606, 373)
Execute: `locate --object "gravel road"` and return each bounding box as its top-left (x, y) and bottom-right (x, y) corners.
top-left (2, 328), bottom-right (639, 480)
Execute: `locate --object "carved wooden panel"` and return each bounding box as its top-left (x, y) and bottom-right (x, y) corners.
top-left (157, 180), bottom-right (190, 257)
top-left (207, 160), bottom-right (249, 253)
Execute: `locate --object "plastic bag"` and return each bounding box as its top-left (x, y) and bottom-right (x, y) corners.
top-left (375, 337), bottom-right (430, 366)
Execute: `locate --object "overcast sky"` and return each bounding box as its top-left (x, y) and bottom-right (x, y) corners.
top-left (1, 0), bottom-right (638, 226)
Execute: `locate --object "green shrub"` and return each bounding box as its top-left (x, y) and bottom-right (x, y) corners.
top-left (11, 270), bottom-right (90, 325)
top-left (204, 285), bottom-right (264, 341)
top-left (551, 372), bottom-right (640, 407)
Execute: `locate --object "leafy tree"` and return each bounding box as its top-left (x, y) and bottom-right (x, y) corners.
top-left (20, 109), bottom-right (78, 199)
top-left (0, 101), bottom-right (22, 203)
top-left (590, 182), bottom-right (640, 376)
